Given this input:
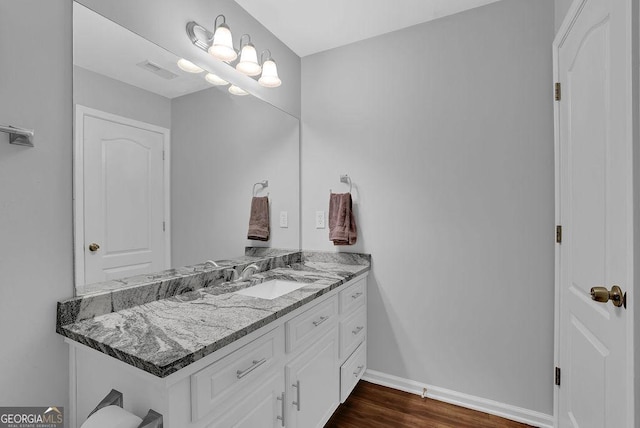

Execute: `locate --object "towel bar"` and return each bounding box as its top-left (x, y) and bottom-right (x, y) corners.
top-left (330, 174), bottom-right (352, 194)
top-left (0, 124), bottom-right (34, 147)
top-left (253, 180), bottom-right (269, 197)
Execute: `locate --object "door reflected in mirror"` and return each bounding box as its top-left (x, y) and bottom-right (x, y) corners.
top-left (73, 2), bottom-right (300, 295)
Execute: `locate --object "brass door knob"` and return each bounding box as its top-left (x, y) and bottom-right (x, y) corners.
top-left (590, 285), bottom-right (626, 308)
top-left (88, 243), bottom-right (100, 252)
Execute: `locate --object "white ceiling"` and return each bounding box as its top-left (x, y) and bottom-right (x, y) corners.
top-left (74, 3), bottom-right (213, 99)
top-left (234, 0), bottom-right (503, 57)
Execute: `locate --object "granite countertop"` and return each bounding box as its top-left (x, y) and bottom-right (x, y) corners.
top-left (57, 251), bottom-right (370, 378)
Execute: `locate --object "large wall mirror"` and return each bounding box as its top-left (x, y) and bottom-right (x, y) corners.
top-left (73, 2), bottom-right (300, 295)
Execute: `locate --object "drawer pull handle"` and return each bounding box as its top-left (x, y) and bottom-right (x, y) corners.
top-left (353, 365), bottom-right (364, 377)
top-left (351, 292), bottom-right (363, 299)
top-left (352, 326), bottom-right (364, 335)
top-left (292, 380), bottom-right (301, 411)
top-left (312, 316), bottom-right (329, 327)
top-left (236, 358), bottom-right (267, 379)
top-left (276, 392), bottom-right (285, 426)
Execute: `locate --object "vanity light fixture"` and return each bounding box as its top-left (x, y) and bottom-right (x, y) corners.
top-left (185, 17), bottom-right (282, 90)
top-left (205, 73), bottom-right (229, 86)
top-left (228, 85), bottom-right (249, 96)
top-left (236, 35), bottom-right (261, 76)
top-left (177, 58), bottom-right (204, 73)
top-left (209, 15), bottom-right (237, 62)
top-left (258, 50), bottom-right (281, 88)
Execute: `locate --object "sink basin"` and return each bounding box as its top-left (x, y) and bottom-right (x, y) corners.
top-left (234, 279), bottom-right (307, 300)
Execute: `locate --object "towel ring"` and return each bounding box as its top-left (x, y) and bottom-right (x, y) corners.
top-left (330, 174), bottom-right (352, 195)
top-left (253, 180), bottom-right (269, 197)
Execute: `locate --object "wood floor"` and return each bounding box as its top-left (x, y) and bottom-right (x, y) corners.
top-left (325, 381), bottom-right (535, 428)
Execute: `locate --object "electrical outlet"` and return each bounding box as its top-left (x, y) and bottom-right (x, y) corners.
top-left (315, 211), bottom-right (325, 229)
top-left (279, 211), bottom-right (288, 228)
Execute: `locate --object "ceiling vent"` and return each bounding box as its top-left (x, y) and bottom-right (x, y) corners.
top-left (136, 60), bottom-right (178, 80)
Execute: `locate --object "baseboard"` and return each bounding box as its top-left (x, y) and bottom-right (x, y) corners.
top-left (362, 369), bottom-right (554, 428)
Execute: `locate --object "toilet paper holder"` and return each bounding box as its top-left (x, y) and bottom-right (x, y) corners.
top-left (88, 389), bottom-right (163, 428)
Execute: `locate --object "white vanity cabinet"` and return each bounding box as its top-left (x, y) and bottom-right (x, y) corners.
top-left (190, 326), bottom-right (285, 423)
top-left (68, 273), bottom-right (367, 428)
top-left (285, 330), bottom-right (339, 428)
top-left (337, 277), bottom-right (368, 403)
top-left (207, 372), bottom-right (285, 428)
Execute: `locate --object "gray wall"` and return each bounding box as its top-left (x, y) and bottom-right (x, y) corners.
top-left (171, 88), bottom-right (300, 266)
top-left (0, 0), bottom-right (558, 419)
top-left (77, 0), bottom-right (301, 118)
top-left (555, 0), bottom-right (573, 32)
top-left (0, 0), bottom-right (72, 411)
top-left (301, 0), bottom-right (555, 415)
top-left (74, 66), bottom-right (172, 129)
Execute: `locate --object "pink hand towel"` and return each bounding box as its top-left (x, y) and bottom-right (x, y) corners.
top-left (247, 196), bottom-right (270, 241)
top-left (329, 192), bottom-right (357, 246)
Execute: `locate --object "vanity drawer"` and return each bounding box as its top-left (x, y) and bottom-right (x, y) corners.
top-left (340, 305), bottom-right (366, 359)
top-left (286, 296), bottom-right (338, 353)
top-left (191, 326), bottom-right (284, 422)
top-left (339, 278), bottom-right (366, 314)
top-left (340, 341), bottom-right (366, 403)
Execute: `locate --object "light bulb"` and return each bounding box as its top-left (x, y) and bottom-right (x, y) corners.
top-left (228, 85), bottom-right (249, 96)
top-left (209, 24), bottom-right (237, 62)
top-left (236, 43), bottom-right (261, 76)
top-left (205, 73), bottom-right (229, 86)
top-left (258, 59), bottom-right (281, 88)
top-left (177, 58), bottom-right (203, 73)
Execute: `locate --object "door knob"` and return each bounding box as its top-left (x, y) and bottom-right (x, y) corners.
top-left (590, 285), bottom-right (626, 308)
top-left (88, 243), bottom-right (100, 252)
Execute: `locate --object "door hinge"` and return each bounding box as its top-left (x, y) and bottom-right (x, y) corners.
top-left (555, 82), bottom-right (561, 101)
top-left (163, 221), bottom-right (166, 232)
top-left (555, 367), bottom-right (561, 386)
top-left (556, 225), bottom-right (562, 244)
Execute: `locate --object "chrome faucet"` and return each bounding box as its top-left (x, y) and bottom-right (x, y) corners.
top-left (232, 264), bottom-right (260, 281)
top-left (203, 260), bottom-right (220, 269)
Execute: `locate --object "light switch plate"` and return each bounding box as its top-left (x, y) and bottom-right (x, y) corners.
top-left (315, 211), bottom-right (325, 229)
top-left (279, 211), bottom-right (288, 228)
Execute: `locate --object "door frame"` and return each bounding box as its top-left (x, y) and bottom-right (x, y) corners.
top-left (73, 105), bottom-right (171, 289)
top-left (552, 0), bottom-right (637, 426)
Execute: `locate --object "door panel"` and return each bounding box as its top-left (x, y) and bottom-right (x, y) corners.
top-left (208, 373), bottom-right (284, 428)
top-left (103, 138), bottom-right (152, 253)
top-left (568, 315), bottom-right (607, 428)
top-left (286, 330), bottom-right (339, 428)
top-left (555, 0), bottom-right (633, 426)
top-left (79, 108), bottom-right (168, 285)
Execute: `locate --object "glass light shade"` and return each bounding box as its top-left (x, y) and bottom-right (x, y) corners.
top-left (258, 60), bottom-right (281, 88)
top-left (228, 85), bottom-right (249, 96)
top-left (177, 58), bottom-right (204, 73)
top-left (236, 44), bottom-right (261, 76)
top-left (209, 24), bottom-right (237, 62)
top-left (205, 73), bottom-right (229, 86)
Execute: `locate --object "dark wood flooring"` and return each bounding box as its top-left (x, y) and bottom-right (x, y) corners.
top-left (325, 381), bottom-right (535, 428)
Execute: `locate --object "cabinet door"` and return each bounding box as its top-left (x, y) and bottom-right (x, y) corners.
top-left (285, 329), bottom-right (339, 428)
top-left (208, 372), bottom-right (285, 428)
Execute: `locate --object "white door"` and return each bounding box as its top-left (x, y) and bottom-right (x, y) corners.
top-left (286, 330), bottom-right (339, 428)
top-left (75, 106), bottom-right (170, 286)
top-left (554, 0), bottom-right (634, 427)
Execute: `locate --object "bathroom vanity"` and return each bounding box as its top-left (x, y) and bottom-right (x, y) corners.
top-left (60, 4), bottom-right (369, 427)
top-left (57, 250), bottom-right (370, 428)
